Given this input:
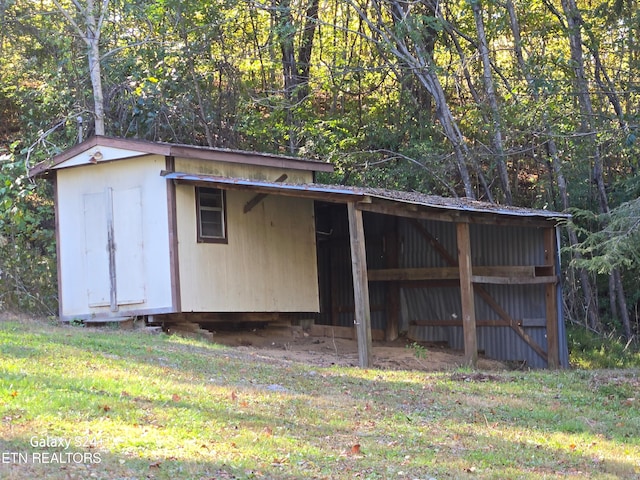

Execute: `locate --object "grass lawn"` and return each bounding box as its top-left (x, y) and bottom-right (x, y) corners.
top-left (0, 315), bottom-right (638, 479)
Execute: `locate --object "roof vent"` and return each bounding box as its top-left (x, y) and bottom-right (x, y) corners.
top-left (90, 151), bottom-right (103, 163)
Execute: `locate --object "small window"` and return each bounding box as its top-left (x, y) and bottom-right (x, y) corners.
top-left (196, 187), bottom-right (227, 243)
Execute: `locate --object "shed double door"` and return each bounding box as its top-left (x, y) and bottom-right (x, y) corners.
top-left (83, 187), bottom-right (145, 311)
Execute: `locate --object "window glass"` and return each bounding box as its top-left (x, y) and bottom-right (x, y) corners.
top-left (197, 187), bottom-right (226, 243)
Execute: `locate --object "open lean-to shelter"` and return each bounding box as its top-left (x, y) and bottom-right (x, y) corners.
top-left (30, 136), bottom-right (570, 368)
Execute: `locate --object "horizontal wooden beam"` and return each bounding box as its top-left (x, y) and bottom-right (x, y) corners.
top-left (357, 198), bottom-right (557, 228)
top-left (309, 324), bottom-right (385, 341)
top-left (471, 275), bottom-right (558, 285)
top-left (399, 280), bottom-right (461, 289)
top-left (368, 267), bottom-right (460, 281)
top-left (412, 319), bottom-right (517, 327)
top-left (368, 266), bottom-right (557, 284)
top-left (357, 199), bottom-right (464, 223)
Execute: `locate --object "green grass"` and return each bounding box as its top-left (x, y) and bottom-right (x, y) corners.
top-left (0, 316), bottom-right (639, 479)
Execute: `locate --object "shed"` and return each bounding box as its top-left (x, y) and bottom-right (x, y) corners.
top-left (30, 136), bottom-right (570, 368)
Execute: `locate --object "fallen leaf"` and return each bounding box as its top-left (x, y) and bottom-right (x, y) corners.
top-left (100, 404), bottom-right (111, 412)
top-left (149, 461), bottom-right (161, 469)
top-left (569, 444), bottom-right (577, 450)
top-left (10, 391), bottom-right (18, 398)
top-left (231, 391), bottom-right (237, 402)
top-left (351, 444), bottom-right (361, 455)
top-left (171, 394), bottom-right (181, 402)
top-left (263, 426), bottom-right (273, 437)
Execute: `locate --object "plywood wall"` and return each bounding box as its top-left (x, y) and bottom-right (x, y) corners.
top-left (175, 184), bottom-right (320, 313)
top-left (174, 158), bottom-right (314, 184)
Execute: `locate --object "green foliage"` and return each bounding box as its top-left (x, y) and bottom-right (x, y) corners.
top-left (567, 325), bottom-right (640, 369)
top-left (406, 341), bottom-right (428, 360)
top-left (1, 0), bottom-right (640, 339)
top-left (569, 199), bottom-right (640, 275)
top-left (0, 149), bottom-right (57, 314)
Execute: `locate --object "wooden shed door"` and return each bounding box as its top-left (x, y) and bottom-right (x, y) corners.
top-left (83, 187), bottom-right (145, 311)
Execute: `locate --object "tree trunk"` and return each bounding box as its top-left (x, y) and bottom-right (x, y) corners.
top-left (359, 0), bottom-right (476, 198)
top-left (177, 11), bottom-right (214, 147)
top-left (272, 0), bottom-right (319, 154)
top-left (273, 0), bottom-right (298, 154)
top-left (560, 0), bottom-right (632, 338)
top-left (54, 0), bottom-right (108, 136)
top-left (471, 1), bottom-right (512, 205)
top-left (85, 0), bottom-right (105, 136)
top-left (443, 27), bottom-right (493, 202)
top-left (505, 0), bottom-right (601, 328)
top-left (0, 0), bottom-right (7, 53)
top-left (296, 0), bottom-right (320, 104)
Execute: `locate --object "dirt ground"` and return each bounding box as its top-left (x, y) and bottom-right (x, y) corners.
top-left (204, 324), bottom-right (508, 371)
top-left (2, 312), bottom-right (507, 371)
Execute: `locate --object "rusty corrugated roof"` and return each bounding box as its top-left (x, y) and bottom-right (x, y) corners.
top-left (163, 171), bottom-right (570, 220)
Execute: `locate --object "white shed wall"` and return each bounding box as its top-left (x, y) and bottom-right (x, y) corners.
top-left (56, 155), bottom-right (173, 319)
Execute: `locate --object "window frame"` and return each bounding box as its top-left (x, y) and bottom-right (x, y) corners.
top-left (196, 186), bottom-right (228, 244)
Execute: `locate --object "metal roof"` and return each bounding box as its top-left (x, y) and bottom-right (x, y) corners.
top-left (163, 171), bottom-right (570, 222)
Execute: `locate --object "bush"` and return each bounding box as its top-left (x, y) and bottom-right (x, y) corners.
top-left (0, 149), bottom-right (57, 315)
top-left (567, 324), bottom-right (640, 369)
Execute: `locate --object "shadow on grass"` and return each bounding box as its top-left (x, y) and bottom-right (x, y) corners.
top-left (1, 320), bottom-right (639, 478)
top-left (1, 427), bottom-right (638, 479)
top-left (0, 436), bottom-right (258, 480)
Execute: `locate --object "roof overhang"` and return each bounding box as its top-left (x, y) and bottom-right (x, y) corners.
top-left (28, 136), bottom-right (334, 178)
top-left (163, 171), bottom-right (570, 226)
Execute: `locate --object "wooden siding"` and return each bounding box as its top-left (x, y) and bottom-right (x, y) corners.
top-left (175, 183), bottom-right (320, 312)
top-left (56, 155), bottom-right (173, 318)
top-left (174, 158), bottom-right (314, 184)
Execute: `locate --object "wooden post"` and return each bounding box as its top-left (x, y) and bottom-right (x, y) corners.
top-left (384, 216), bottom-right (400, 341)
top-left (456, 221), bottom-right (477, 366)
top-left (347, 202), bottom-right (373, 368)
top-left (544, 227), bottom-right (560, 368)
top-left (165, 156), bottom-right (181, 312)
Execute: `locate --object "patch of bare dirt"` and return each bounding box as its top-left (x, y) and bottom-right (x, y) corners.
top-left (450, 372), bottom-right (506, 382)
top-left (205, 324), bottom-right (508, 371)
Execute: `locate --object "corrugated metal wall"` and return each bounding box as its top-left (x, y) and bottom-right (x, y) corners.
top-left (315, 205), bottom-right (568, 368)
top-left (316, 205), bottom-right (387, 330)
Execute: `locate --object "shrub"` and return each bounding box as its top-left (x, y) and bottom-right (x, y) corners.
top-left (0, 148), bottom-right (57, 314)
top-left (567, 324), bottom-right (640, 369)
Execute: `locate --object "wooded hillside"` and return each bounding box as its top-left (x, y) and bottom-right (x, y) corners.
top-left (1, 0), bottom-right (638, 340)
